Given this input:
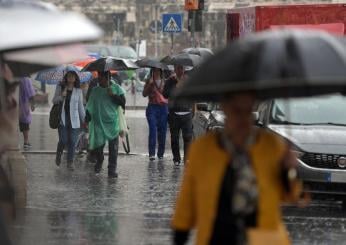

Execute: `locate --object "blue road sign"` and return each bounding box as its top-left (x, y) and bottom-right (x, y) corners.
top-left (162, 13), bottom-right (183, 33)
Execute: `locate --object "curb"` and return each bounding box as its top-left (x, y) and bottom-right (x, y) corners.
top-left (22, 151), bottom-right (146, 157)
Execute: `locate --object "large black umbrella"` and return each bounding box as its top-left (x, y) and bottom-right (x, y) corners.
top-left (135, 58), bottom-right (169, 70)
top-left (182, 47), bottom-right (214, 60)
top-left (174, 29), bottom-right (346, 102)
top-left (162, 53), bottom-right (203, 67)
top-left (82, 57), bottom-right (139, 72)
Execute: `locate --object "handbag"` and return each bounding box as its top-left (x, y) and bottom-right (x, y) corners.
top-left (118, 107), bottom-right (128, 135)
top-left (49, 103), bottom-right (62, 129)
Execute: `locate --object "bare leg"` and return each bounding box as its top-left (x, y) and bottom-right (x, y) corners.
top-left (23, 130), bottom-right (29, 144)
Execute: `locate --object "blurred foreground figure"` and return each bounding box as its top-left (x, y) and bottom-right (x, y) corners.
top-left (0, 63), bottom-right (18, 245)
top-left (172, 93), bottom-right (302, 245)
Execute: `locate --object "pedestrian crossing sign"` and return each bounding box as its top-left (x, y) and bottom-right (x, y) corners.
top-left (162, 13), bottom-right (183, 33)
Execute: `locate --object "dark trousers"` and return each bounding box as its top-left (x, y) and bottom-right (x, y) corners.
top-left (93, 137), bottom-right (119, 173)
top-left (57, 125), bottom-right (79, 163)
top-left (168, 113), bottom-right (193, 163)
top-left (146, 104), bottom-right (168, 157)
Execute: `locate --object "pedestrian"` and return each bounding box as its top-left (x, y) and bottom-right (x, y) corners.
top-left (142, 68), bottom-right (168, 161)
top-left (171, 93), bottom-right (303, 245)
top-left (163, 65), bottom-right (194, 165)
top-left (18, 77), bottom-right (35, 150)
top-left (86, 71), bottom-right (125, 178)
top-left (52, 70), bottom-right (85, 170)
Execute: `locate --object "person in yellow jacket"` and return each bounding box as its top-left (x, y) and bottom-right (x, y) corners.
top-left (172, 93), bottom-right (303, 245)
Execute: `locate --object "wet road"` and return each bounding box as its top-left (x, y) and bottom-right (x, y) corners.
top-left (10, 109), bottom-right (346, 244)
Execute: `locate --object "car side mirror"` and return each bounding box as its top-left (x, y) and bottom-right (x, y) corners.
top-left (196, 103), bottom-right (209, 112)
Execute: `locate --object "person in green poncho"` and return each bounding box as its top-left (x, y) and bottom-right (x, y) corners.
top-left (86, 71), bottom-right (125, 178)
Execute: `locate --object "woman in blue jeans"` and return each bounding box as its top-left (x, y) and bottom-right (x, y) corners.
top-left (53, 71), bottom-right (85, 170)
top-left (142, 68), bottom-right (168, 161)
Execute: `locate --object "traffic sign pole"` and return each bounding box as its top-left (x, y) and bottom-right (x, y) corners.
top-left (192, 11), bottom-right (196, 47)
top-left (171, 33), bottom-right (174, 55)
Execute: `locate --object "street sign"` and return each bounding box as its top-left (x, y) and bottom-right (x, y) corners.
top-left (162, 13), bottom-right (183, 33)
top-left (149, 20), bottom-right (162, 34)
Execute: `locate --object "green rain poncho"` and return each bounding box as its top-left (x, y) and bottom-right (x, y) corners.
top-left (86, 81), bottom-right (125, 150)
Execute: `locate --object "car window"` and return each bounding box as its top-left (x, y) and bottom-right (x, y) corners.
top-left (271, 94), bottom-right (346, 125)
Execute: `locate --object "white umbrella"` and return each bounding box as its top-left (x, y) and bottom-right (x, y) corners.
top-left (0, 0), bottom-right (102, 52)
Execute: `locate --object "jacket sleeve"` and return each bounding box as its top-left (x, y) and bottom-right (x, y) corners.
top-left (78, 90), bottom-right (86, 123)
top-left (162, 79), bottom-right (172, 99)
top-left (171, 141), bottom-right (196, 232)
top-left (52, 85), bottom-right (63, 105)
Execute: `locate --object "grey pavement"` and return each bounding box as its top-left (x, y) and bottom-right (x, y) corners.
top-left (10, 107), bottom-right (346, 244)
top-left (10, 154), bottom-right (185, 245)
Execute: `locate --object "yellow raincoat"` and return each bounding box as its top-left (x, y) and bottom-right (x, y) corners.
top-left (172, 129), bottom-right (302, 245)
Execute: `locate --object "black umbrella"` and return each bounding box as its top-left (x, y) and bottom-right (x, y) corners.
top-left (174, 29), bottom-right (346, 102)
top-left (82, 57), bottom-right (139, 72)
top-left (162, 53), bottom-right (202, 67)
top-left (182, 47), bottom-right (214, 60)
top-left (135, 58), bottom-right (169, 70)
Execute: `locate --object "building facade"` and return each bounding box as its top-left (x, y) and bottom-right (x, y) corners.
top-left (44, 0), bottom-right (343, 56)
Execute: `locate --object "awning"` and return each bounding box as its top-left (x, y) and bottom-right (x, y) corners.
top-left (270, 23), bottom-right (345, 35)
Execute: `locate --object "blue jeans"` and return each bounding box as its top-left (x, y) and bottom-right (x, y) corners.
top-left (146, 104), bottom-right (168, 157)
top-left (57, 125), bottom-right (80, 162)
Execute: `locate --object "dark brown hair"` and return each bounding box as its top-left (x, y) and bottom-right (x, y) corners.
top-left (61, 71), bottom-right (81, 88)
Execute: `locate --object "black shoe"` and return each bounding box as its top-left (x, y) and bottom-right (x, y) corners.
top-left (94, 163), bottom-right (102, 174)
top-left (174, 161), bottom-right (181, 166)
top-left (158, 156), bottom-right (164, 160)
top-left (149, 156), bottom-right (155, 161)
top-left (67, 161), bottom-right (74, 171)
top-left (55, 154), bottom-right (62, 167)
top-left (108, 172), bottom-right (118, 178)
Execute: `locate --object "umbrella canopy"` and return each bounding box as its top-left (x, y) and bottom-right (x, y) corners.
top-left (174, 29), bottom-right (346, 102)
top-left (3, 44), bottom-right (90, 77)
top-left (82, 57), bottom-right (139, 72)
top-left (135, 58), bottom-right (169, 70)
top-left (182, 47), bottom-right (214, 60)
top-left (162, 53), bottom-right (203, 67)
top-left (35, 65), bottom-right (93, 85)
top-left (0, 0), bottom-right (102, 52)
top-left (72, 57), bottom-right (97, 70)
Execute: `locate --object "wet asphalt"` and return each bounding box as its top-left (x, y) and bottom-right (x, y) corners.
top-left (9, 96), bottom-right (346, 244)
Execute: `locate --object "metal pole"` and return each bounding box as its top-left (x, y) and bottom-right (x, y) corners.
top-left (191, 10), bottom-right (196, 48)
top-left (171, 33), bottom-right (174, 55)
top-left (154, 4), bottom-right (158, 57)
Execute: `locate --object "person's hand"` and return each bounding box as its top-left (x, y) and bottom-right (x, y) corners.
top-left (62, 88), bottom-right (67, 97)
top-left (107, 87), bottom-right (113, 96)
top-left (82, 122), bottom-right (88, 129)
top-left (147, 77), bottom-right (154, 85)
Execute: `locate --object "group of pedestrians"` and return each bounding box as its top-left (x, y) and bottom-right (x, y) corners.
top-left (142, 64), bottom-right (193, 165)
top-left (52, 70), bottom-right (125, 178)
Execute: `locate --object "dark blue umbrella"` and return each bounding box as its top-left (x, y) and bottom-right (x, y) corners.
top-left (35, 65), bottom-right (93, 85)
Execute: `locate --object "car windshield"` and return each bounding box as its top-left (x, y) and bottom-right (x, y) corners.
top-left (271, 94), bottom-right (346, 125)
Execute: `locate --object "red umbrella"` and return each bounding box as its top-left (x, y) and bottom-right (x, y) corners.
top-left (73, 57), bottom-right (118, 76)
